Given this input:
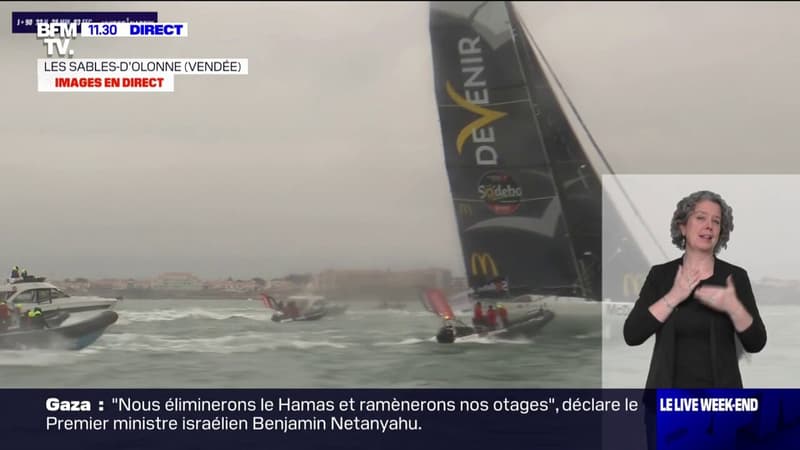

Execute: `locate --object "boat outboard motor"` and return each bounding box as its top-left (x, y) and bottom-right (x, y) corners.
top-left (436, 324), bottom-right (456, 344)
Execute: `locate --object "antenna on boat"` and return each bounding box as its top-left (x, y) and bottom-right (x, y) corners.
top-left (514, 4), bottom-right (669, 261)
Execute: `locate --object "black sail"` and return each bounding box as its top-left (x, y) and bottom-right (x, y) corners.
top-left (429, 1), bottom-right (651, 302)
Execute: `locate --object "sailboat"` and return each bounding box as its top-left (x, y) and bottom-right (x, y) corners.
top-left (428, 1), bottom-right (657, 336)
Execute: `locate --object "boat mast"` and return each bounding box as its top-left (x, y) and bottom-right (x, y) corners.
top-left (505, 1), bottom-right (591, 298)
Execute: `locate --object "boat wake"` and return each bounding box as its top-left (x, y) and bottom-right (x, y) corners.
top-left (423, 333), bottom-right (534, 345)
top-left (350, 309), bottom-right (428, 318)
top-left (96, 331), bottom-right (349, 353)
top-left (372, 338), bottom-right (429, 346)
top-left (572, 332), bottom-right (604, 340)
top-left (116, 308), bottom-right (273, 324)
top-left (0, 349), bottom-right (91, 367)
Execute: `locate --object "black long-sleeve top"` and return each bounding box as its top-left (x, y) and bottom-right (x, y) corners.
top-left (623, 257), bottom-right (767, 388)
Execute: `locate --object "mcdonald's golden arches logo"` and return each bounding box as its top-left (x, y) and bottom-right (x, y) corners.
top-left (470, 252), bottom-right (499, 277)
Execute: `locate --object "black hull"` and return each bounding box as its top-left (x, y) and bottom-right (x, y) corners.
top-left (436, 310), bottom-right (555, 344)
top-left (43, 311), bottom-right (71, 328)
top-left (0, 311), bottom-right (118, 350)
top-left (436, 325), bottom-right (475, 344)
top-left (271, 305), bottom-right (347, 323)
top-left (271, 310), bottom-right (326, 322)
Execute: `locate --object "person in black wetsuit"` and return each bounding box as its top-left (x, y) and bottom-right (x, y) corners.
top-left (622, 190), bottom-right (767, 449)
top-left (286, 301), bottom-right (300, 319)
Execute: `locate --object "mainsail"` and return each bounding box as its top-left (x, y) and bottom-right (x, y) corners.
top-left (429, 1), bottom-right (652, 303)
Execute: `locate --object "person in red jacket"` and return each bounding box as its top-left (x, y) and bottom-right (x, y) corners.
top-left (486, 305), bottom-right (497, 330)
top-left (0, 300), bottom-right (10, 331)
top-left (472, 301), bottom-right (484, 327)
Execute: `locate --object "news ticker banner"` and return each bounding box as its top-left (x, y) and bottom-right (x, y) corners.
top-left (1, 389), bottom-right (799, 450)
top-left (12, 11), bottom-right (248, 92)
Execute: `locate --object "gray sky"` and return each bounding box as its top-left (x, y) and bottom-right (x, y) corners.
top-left (3, 2), bottom-right (800, 281)
top-left (607, 174), bottom-right (800, 282)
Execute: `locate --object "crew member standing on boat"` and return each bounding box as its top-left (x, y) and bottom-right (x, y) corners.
top-left (13, 305), bottom-right (23, 328)
top-left (26, 307), bottom-right (46, 329)
top-left (0, 300), bottom-right (10, 331)
top-left (497, 304), bottom-right (509, 328)
top-left (473, 301), bottom-right (484, 327)
top-left (286, 300), bottom-right (300, 319)
top-left (486, 305), bottom-right (497, 330)
top-left (10, 266), bottom-right (20, 280)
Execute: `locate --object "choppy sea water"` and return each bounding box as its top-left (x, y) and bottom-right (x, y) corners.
top-left (0, 299), bottom-right (601, 388)
top-left (1, 299), bottom-right (795, 389)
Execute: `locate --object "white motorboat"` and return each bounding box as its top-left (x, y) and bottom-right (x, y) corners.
top-left (1, 277), bottom-right (119, 318)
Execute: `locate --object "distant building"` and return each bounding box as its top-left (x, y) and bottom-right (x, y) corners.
top-left (151, 272), bottom-right (203, 291)
top-left (91, 278), bottom-right (130, 290)
top-left (316, 268), bottom-right (451, 296)
top-left (450, 276), bottom-right (468, 290)
top-left (58, 279), bottom-right (91, 293)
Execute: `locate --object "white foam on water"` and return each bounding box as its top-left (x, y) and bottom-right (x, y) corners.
top-left (447, 335), bottom-right (533, 345)
top-left (117, 308), bottom-right (272, 323)
top-left (346, 310), bottom-right (431, 320)
top-left (0, 349), bottom-right (90, 366)
top-left (94, 331), bottom-right (348, 353)
top-left (288, 340), bottom-right (348, 350)
top-left (373, 338), bottom-right (429, 346)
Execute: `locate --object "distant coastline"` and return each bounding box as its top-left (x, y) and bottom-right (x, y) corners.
top-left (47, 274), bottom-right (799, 306)
top-left (61, 286), bottom-right (443, 303)
top-left (50, 267), bottom-right (463, 303)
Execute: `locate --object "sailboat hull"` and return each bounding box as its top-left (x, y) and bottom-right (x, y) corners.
top-left (436, 309), bottom-right (555, 343)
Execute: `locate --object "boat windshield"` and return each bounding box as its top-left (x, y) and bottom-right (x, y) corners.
top-left (10, 287), bottom-right (70, 304)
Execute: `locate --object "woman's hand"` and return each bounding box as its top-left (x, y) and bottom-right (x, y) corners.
top-left (667, 264), bottom-right (702, 306)
top-left (695, 275), bottom-right (739, 314)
